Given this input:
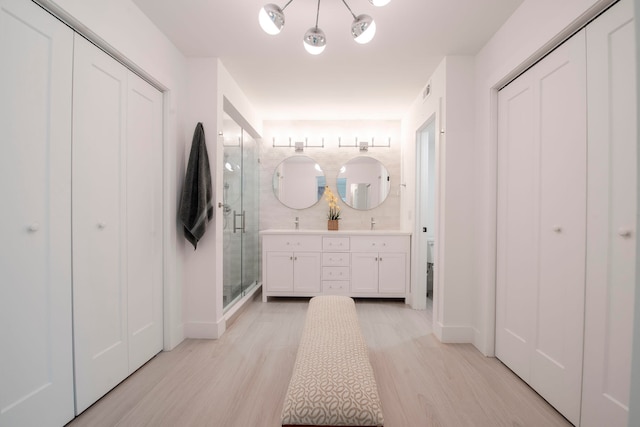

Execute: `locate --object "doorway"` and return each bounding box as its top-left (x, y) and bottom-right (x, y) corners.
top-left (415, 117), bottom-right (437, 314)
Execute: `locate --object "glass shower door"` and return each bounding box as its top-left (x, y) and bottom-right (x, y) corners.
top-left (222, 112), bottom-right (259, 311)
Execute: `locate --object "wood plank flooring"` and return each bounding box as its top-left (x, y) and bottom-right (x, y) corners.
top-left (67, 295), bottom-right (571, 427)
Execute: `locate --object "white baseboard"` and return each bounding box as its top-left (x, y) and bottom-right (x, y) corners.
top-left (437, 323), bottom-right (475, 343)
top-left (184, 318), bottom-right (226, 339)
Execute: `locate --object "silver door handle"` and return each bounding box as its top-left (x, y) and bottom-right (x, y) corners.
top-left (233, 210), bottom-right (246, 233)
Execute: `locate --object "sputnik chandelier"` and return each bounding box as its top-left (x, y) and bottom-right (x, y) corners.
top-left (259, 0), bottom-right (391, 55)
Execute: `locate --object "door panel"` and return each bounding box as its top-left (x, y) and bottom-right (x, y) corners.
top-left (126, 73), bottom-right (163, 372)
top-left (72, 34), bottom-right (129, 414)
top-left (0, 0), bottom-right (74, 425)
top-left (532, 31), bottom-right (586, 424)
top-left (293, 253), bottom-right (321, 293)
top-left (496, 30), bottom-right (586, 425)
top-left (351, 253), bottom-right (379, 293)
top-left (582, 1), bottom-right (636, 425)
top-left (266, 252), bottom-right (294, 292)
top-left (496, 73), bottom-right (537, 382)
top-left (378, 253), bottom-right (406, 294)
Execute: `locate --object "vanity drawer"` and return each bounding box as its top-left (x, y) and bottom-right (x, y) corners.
top-left (322, 252), bottom-right (350, 266)
top-left (263, 235), bottom-right (322, 252)
top-left (350, 236), bottom-right (409, 252)
top-left (322, 266), bottom-right (350, 281)
top-left (322, 281), bottom-right (350, 295)
top-left (323, 237), bottom-right (350, 251)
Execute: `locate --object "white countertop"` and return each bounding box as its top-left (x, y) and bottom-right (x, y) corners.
top-left (259, 229), bottom-right (412, 236)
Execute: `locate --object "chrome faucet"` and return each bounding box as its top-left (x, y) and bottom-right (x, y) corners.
top-left (295, 216), bottom-right (299, 230)
top-left (370, 217), bottom-right (376, 230)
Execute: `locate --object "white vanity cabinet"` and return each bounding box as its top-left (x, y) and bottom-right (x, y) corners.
top-left (351, 236), bottom-right (409, 296)
top-left (261, 231), bottom-right (410, 301)
top-left (263, 235), bottom-right (322, 299)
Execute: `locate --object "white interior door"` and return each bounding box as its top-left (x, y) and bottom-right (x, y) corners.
top-left (72, 34), bottom-right (129, 414)
top-left (496, 30), bottom-right (587, 425)
top-left (581, 1), bottom-right (636, 426)
top-left (126, 72), bottom-right (164, 372)
top-left (0, 1), bottom-right (75, 425)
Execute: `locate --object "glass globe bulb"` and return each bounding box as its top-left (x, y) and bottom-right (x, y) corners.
top-left (351, 14), bottom-right (376, 44)
top-left (303, 27), bottom-right (326, 55)
top-left (259, 4), bottom-right (285, 35)
top-left (369, 0), bottom-right (391, 6)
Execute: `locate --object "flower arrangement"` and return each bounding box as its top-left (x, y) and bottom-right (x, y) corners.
top-left (324, 186), bottom-right (341, 220)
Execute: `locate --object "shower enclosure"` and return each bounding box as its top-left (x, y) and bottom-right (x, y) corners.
top-left (221, 112), bottom-right (259, 311)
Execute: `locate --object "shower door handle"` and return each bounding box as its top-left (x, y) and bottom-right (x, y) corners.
top-left (233, 210), bottom-right (246, 233)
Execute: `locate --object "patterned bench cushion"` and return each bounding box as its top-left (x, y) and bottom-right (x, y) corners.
top-left (281, 296), bottom-right (384, 427)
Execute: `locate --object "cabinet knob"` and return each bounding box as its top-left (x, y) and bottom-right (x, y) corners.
top-left (379, 257), bottom-right (383, 262)
top-left (294, 256), bottom-right (297, 261)
top-left (28, 223), bottom-right (40, 232)
top-left (552, 225), bottom-right (562, 233)
top-left (98, 222), bottom-right (107, 229)
top-left (618, 228), bottom-right (632, 238)
top-left (290, 256), bottom-right (293, 260)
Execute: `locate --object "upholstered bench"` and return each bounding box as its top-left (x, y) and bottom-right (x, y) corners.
top-left (281, 296), bottom-right (384, 427)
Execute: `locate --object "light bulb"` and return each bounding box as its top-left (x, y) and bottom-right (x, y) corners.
top-left (369, 0), bottom-right (390, 6)
top-left (303, 27), bottom-right (326, 55)
top-left (352, 15), bottom-right (376, 44)
top-left (259, 4), bottom-right (285, 35)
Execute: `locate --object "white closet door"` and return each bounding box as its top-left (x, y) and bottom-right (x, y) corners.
top-left (582, 1), bottom-right (636, 426)
top-left (0, 1), bottom-right (74, 425)
top-left (72, 34), bottom-right (129, 414)
top-left (496, 30), bottom-right (587, 425)
top-left (126, 73), bottom-right (163, 372)
top-left (496, 70), bottom-right (538, 380)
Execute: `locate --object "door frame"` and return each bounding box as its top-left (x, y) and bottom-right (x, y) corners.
top-left (413, 115), bottom-right (438, 313)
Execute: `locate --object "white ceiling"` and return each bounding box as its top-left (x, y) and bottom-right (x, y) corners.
top-left (132, 0), bottom-right (523, 120)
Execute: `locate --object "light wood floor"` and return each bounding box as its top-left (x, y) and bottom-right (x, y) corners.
top-left (67, 295), bottom-right (571, 427)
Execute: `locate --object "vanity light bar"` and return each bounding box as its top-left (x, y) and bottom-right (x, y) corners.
top-left (271, 137), bottom-right (326, 149)
top-left (338, 137), bottom-right (392, 149)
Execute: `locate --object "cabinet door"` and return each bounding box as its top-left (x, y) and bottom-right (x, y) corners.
top-left (72, 34), bottom-right (129, 414)
top-left (378, 252), bottom-right (406, 294)
top-left (0, 1), bottom-right (74, 425)
top-left (266, 252), bottom-right (294, 292)
top-left (293, 252), bottom-right (321, 293)
top-left (126, 73), bottom-right (164, 372)
top-left (582, 2), bottom-right (636, 426)
top-left (351, 253), bottom-right (379, 293)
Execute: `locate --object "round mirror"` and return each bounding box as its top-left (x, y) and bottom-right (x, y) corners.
top-left (336, 156), bottom-right (390, 210)
top-left (272, 156), bottom-right (326, 209)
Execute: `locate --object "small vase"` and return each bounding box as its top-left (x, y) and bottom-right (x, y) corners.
top-left (328, 219), bottom-right (339, 231)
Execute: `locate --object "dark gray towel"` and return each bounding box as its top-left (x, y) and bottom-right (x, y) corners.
top-left (180, 122), bottom-right (213, 250)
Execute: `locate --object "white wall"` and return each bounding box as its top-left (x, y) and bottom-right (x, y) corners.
top-left (38, 0), bottom-right (189, 350)
top-left (260, 120), bottom-right (402, 232)
top-left (182, 58), bottom-right (262, 339)
top-left (182, 58), bottom-right (219, 339)
top-left (401, 56), bottom-right (475, 341)
top-left (472, 0), bottom-right (617, 355)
